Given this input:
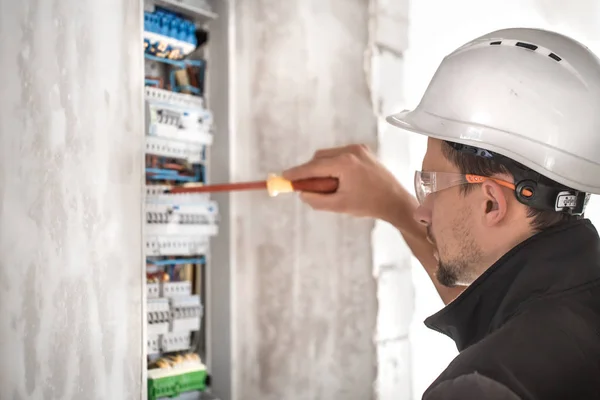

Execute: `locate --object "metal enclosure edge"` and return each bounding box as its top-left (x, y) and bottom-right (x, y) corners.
top-left (206, 0), bottom-right (233, 399)
top-left (140, 1), bottom-right (149, 398)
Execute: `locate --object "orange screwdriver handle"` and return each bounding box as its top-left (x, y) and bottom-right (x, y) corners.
top-left (291, 177), bottom-right (339, 194)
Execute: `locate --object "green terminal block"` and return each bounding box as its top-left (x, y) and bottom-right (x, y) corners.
top-left (148, 363), bottom-right (208, 400)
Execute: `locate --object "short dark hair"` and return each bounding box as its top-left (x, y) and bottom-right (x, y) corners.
top-left (441, 141), bottom-right (582, 232)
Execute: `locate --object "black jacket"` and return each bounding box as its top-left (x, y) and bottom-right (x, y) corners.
top-left (422, 219), bottom-right (600, 400)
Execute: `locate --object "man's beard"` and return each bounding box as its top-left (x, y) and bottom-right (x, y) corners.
top-left (427, 227), bottom-right (460, 287)
top-left (428, 225), bottom-right (482, 288)
top-left (436, 260), bottom-right (468, 287)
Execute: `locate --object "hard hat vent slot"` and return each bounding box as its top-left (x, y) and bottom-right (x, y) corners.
top-left (548, 53), bottom-right (562, 62)
top-left (487, 40), bottom-right (563, 63)
top-left (515, 42), bottom-right (538, 51)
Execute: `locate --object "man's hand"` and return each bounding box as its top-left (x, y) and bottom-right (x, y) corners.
top-left (282, 144), bottom-right (410, 221)
top-left (284, 144), bottom-right (466, 305)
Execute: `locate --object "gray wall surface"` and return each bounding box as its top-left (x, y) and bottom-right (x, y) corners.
top-left (0, 1), bottom-right (145, 399)
top-left (231, 1), bottom-right (378, 399)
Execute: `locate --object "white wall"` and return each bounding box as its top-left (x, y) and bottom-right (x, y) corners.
top-left (231, 1), bottom-right (378, 399)
top-left (0, 1), bottom-right (145, 398)
top-left (368, 1), bottom-right (414, 399)
top-left (396, 1), bottom-right (600, 399)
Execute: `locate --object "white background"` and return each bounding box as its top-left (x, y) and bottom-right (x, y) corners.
top-left (397, 1), bottom-right (600, 398)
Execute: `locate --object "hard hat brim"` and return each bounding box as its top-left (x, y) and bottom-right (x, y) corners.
top-left (386, 109), bottom-right (600, 194)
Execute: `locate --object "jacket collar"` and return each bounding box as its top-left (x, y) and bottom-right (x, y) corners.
top-left (424, 219), bottom-right (600, 351)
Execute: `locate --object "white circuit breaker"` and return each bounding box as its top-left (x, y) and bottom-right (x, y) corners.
top-left (147, 298), bottom-right (171, 335)
top-left (147, 281), bottom-right (160, 299)
top-left (170, 295), bottom-right (203, 332)
top-left (148, 334), bottom-right (161, 355)
top-left (145, 87), bottom-right (213, 145)
top-left (162, 281), bottom-right (193, 298)
top-left (160, 331), bottom-right (193, 353)
top-left (146, 235), bottom-right (210, 257)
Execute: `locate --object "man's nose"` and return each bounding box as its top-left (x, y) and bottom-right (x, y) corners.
top-left (413, 203), bottom-right (431, 227)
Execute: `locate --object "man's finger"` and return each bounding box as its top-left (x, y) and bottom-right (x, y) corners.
top-left (282, 157), bottom-right (340, 181)
top-left (299, 191), bottom-right (344, 212)
top-left (313, 147), bottom-right (348, 160)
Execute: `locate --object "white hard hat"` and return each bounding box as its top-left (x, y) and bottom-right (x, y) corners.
top-left (387, 28), bottom-right (600, 213)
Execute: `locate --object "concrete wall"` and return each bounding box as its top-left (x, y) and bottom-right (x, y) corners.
top-left (367, 1), bottom-right (413, 400)
top-left (230, 1), bottom-right (378, 399)
top-left (0, 1), bottom-right (145, 399)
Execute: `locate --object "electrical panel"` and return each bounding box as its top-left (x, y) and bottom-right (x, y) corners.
top-left (142, 1), bottom-right (219, 399)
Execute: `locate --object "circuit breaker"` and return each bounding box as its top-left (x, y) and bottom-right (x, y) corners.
top-left (142, 1), bottom-right (219, 399)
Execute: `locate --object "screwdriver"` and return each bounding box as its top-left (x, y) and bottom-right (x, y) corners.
top-left (165, 174), bottom-right (339, 197)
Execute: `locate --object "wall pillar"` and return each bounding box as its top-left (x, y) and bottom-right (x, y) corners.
top-left (367, 1), bottom-right (414, 399)
top-left (0, 1), bottom-right (144, 398)
top-left (231, 1), bottom-right (378, 399)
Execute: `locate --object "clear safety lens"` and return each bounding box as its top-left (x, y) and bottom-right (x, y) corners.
top-left (414, 171), bottom-right (517, 204)
top-left (414, 171), bottom-right (470, 204)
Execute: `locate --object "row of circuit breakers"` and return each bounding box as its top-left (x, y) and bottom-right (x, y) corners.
top-left (144, 85), bottom-right (218, 357)
top-left (147, 281), bottom-right (203, 354)
top-left (144, 86), bottom-right (218, 257)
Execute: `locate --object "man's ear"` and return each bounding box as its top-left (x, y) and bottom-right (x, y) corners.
top-left (480, 181), bottom-right (509, 226)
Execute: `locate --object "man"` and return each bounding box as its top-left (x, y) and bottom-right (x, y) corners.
top-left (283, 28), bottom-right (600, 399)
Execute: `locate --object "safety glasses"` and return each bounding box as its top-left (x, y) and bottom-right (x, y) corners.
top-left (414, 171), bottom-right (531, 204)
